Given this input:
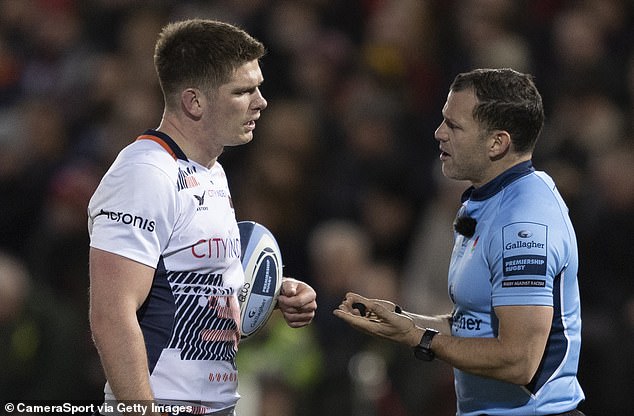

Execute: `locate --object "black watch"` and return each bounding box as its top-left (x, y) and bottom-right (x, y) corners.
top-left (413, 328), bottom-right (439, 361)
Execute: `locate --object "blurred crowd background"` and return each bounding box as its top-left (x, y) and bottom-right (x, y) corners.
top-left (0, 0), bottom-right (632, 415)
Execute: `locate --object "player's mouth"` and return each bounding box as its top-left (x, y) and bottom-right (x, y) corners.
top-left (440, 148), bottom-right (451, 161)
top-left (244, 115), bottom-right (259, 132)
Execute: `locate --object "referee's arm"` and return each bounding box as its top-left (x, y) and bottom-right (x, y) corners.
top-left (429, 305), bottom-right (552, 385)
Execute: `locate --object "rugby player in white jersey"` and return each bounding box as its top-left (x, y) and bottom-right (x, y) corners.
top-left (88, 19), bottom-right (316, 416)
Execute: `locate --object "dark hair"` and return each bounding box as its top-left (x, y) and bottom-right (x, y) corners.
top-left (450, 68), bottom-right (544, 153)
top-left (154, 19), bottom-right (266, 108)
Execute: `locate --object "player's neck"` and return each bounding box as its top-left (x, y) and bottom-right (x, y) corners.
top-left (157, 115), bottom-right (221, 168)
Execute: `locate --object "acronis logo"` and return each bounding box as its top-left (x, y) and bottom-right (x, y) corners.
top-left (96, 209), bottom-right (155, 232)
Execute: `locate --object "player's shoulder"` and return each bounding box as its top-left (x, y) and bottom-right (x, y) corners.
top-left (119, 139), bottom-right (179, 168)
top-left (107, 139), bottom-right (181, 181)
top-left (91, 140), bottom-right (181, 201)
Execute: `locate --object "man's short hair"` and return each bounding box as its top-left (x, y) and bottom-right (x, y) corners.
top-left (154, 19), bottom-right (266, 108)
top-left (450, 68), bottom-right (545, 154)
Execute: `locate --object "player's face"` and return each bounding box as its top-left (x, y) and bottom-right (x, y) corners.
top-left (204, 59), bottom-right (267, 147)
top-left (434, 89), bottom-right (492, 187)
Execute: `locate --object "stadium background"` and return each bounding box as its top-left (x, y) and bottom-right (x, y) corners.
top-left (0, 0), bottom-right (632, 415)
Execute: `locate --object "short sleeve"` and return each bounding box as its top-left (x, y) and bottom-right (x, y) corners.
top-left (88, 161), bottom-right (177, 268)
top-left (490, 220), bottom-right (556, 308)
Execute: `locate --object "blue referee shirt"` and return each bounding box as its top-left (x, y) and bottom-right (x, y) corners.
top-left (448, 161), bottom-right (584, 415)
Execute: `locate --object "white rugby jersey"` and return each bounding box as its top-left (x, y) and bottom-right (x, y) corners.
top-left (448, 161), bottom-right (584, 415)
top-left (88, 130), bottom-right (244, 412)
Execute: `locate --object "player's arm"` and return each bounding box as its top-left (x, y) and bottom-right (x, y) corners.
top-left (89, 247), bottom-right (158, 411)
top-left (430, 305), bottom-right (552, 384)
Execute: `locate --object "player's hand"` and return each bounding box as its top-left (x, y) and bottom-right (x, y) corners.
top-left (333, 292), bottom-right (420, 347)
top-left (277, 277), bottom-right (317, 328)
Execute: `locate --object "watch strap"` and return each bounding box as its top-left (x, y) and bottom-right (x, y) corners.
top-left (413, 328), bottom-right (439, 361)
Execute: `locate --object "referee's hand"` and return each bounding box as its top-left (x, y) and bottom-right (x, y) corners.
top-left (334, 292), bottom-right (421, 347)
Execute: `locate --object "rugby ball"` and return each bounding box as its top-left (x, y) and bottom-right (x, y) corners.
top-left (237, 221), bottom-right (283, 339)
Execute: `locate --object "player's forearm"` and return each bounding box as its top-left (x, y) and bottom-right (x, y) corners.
top-left (90, 311), bottom-right (156, 410)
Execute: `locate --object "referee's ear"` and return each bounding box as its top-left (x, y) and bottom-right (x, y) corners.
top-left (488, 130), bottom-right (511, 159)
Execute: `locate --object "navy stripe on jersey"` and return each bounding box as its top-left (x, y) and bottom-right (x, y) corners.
top-left (141, 129), bottom-right (188, 160)
top-left (461, 160), bottom-right (535, 203)
top-left (138, 258), bottom-right (175, 373)
top-left (177, 166), bottom-right (199, 191)
top-left (166, 270), bottom-right (240, 361)
top-left (526, 272), bottom-right (567, 394)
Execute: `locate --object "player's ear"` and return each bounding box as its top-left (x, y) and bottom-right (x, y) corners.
top-left (489, 130), bottom-right (511, 159)
top-left (181, 88), bottom-right (204, 119)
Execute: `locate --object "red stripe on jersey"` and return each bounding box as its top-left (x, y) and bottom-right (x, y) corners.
top-left (136, 134), bottom-right (178, 161)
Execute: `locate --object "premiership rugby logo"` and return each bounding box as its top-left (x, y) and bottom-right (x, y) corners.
top-left (502, 222), bottom-right (547, 277)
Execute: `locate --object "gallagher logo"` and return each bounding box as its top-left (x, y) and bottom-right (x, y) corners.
top-left (505, 229), bottom-right (543, 250)
top-left (503, 224), bottom-right (546, 251)
top-left (505, 240), bottom-right (544, 250)
top-left (518, 230), bottom-right (533, 238)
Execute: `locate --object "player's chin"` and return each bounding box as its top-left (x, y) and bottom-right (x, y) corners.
top-left (241, 131), bottom-right (254, 144)
top-left (226, 133), bottom-right (253, 147)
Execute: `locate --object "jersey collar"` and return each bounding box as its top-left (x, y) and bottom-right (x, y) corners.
top-left (461, 160), bottom-right (535, 202)
top-left (136, 129), bottom-right (189, 161)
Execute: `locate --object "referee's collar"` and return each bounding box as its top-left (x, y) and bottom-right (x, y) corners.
top-left (461, 160), bottom-right (535, 202)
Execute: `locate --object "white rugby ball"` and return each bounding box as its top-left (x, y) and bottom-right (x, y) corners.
top-left (237, 221), bottom-right (283, 339)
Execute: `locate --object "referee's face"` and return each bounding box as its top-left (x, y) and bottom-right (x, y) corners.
top-left (203, 59), bottom-right (268, 149)
top-left (434, 89), bottom-right (493, 188)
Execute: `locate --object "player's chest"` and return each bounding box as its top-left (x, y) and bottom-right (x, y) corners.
top-left (172, 166), bottom-right (240, 262)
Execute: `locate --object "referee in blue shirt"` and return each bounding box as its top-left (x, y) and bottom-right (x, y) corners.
top-left (335, 68), bottom-right (585, 416)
